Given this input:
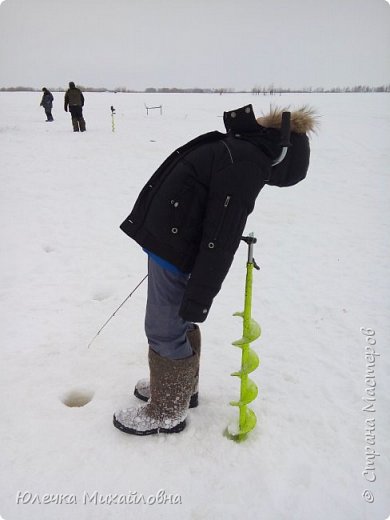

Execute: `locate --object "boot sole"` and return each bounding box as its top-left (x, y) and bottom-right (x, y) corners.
top-left (113, 415), bottom-right (186, 435)
top-left (134, 388), bottom-right (199, 408)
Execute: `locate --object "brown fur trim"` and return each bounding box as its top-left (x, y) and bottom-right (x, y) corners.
top-left (257, 105), bottom-right (319, 134)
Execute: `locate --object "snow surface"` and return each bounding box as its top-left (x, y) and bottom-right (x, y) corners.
top-left (0, 91), bottom-right (389, 520)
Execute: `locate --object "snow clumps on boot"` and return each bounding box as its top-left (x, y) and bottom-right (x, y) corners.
top-left (114, 348), bottom-right (198, 435)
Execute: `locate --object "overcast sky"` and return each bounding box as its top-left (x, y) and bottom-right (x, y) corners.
top-left (0, 0), bottom-right (389, 90)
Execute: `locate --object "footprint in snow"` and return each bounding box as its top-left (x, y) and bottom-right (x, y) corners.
top-left (92, 291), bottom-right (111, 302)
top-left (43, 245), bottom-right (55, 253)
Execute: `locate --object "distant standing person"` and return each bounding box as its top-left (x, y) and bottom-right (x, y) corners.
top-left (40, 88), bottom-right (54, 122)
top-left (64, 82), bottom-right (86, 132)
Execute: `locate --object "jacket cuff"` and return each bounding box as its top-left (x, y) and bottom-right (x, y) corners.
top-left (179, 298), bottom-right (211, 323)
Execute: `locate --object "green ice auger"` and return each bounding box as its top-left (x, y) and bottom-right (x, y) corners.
top-left (111, 105), bottom-right (116, 132)
top-left (226, 233), bottom-right (261, 442)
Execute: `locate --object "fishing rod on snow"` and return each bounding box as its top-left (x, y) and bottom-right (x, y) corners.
top-left (87, 274), bottom-right (148, 349)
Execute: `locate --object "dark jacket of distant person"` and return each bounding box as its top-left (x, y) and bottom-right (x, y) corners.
top-left (40, 88), bottom-right (53, 110)
top-left (64, 82), bottom-right (84, 111)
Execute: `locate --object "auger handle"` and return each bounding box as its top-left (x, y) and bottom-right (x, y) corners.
top-left (241, 235), bottom-right (257, 246)
top-left (241, 234), bottom-right (260, 269)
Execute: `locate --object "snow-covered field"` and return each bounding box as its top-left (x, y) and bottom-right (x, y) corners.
top-left (0, 91), bottom-right (389, 520)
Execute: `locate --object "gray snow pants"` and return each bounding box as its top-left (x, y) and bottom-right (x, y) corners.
top-left (145, 257), bottom-right (194, 360)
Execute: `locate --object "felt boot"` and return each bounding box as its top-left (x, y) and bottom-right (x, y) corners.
top-left (114, 348), bottom-right (198, 435)
top-left (72, 118), bottom-right (79, 132)
top-left (134, 325), bottom-right (201, 408)
top-left (79, 118), bottom-right (86, 132)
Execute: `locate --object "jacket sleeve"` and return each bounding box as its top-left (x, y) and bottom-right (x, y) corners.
top-left (179, 161), bottom-right (266, 322)
top-left (80, 92), bottom-right (84, 106)
top-left (64, 92), bottom-right (68, 111)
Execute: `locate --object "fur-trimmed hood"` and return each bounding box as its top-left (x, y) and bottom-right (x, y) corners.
top-left (223, 103), bottom-right (318, 188)
top-left (257, 105), bottom-right (319, 135)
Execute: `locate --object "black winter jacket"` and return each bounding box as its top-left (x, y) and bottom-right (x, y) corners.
top-left (120, 105), bottom-right (310, 323)
top-left (40, 90), bottom-right (53, 109)
top-left (64, 87), bottom-right (84, 110)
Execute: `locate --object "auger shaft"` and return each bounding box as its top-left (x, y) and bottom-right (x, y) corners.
top-left (239, 260), bottom-right (254, 430)
top-left (226, 233), bottom-right (261, 441)
top-left (111, 105), bottom-right (116, 132)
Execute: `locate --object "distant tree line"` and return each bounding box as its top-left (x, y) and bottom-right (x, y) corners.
top-left (0, 86), bottom-right (37, 91)
top-left (1, 84), bottom-right (389, 93)
top-left (144, 87), bottom-right (236, 94)
top-left (251, 84), bottom-right (390, 94)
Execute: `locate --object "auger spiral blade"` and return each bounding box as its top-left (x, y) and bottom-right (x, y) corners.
top-left (230, 348), bottom-right (259, 375)
top-left (232, 313), bottom-right (261, 345)
top-left (229, 377), bottom-right (258, 406)
top-left (225, 407), bottom-right (257, 441)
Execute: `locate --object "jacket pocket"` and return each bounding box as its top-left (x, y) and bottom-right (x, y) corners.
top-left (169, 183), bottom-right (195, 236)
top-left (208, 195), bottom-right (247, 251)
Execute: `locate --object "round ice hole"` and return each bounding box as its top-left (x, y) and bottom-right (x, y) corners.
top-left (61, 389), bottom-right (94, 408)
